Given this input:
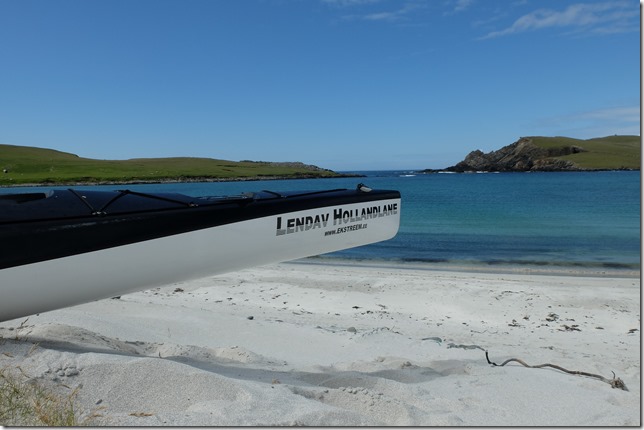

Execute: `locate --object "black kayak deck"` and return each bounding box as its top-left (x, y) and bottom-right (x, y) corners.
top-left (0, 185), bottom-right (400, 270)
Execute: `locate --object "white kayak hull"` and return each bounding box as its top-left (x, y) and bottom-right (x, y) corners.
top-left (0, 192), bottom-right (400, 322)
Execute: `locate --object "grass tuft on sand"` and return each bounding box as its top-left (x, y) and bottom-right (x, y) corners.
top-left (0, 366), bottom-right (102, 426)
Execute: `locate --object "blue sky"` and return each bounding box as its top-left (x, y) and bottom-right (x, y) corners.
top-left (0, 0), bottom-right (640, 170)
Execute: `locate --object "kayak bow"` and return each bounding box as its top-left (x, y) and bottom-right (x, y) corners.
top-left (0, 184), bottom-right (400, 321)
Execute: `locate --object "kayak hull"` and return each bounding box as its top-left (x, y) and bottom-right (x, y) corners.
top-left (0, 187), bottom-right (400, 322)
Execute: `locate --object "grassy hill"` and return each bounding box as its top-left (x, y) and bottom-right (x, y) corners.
top-left (0, 145), bottom-right (343, 186)
top-left (530, 135), bottom-right (640, 170)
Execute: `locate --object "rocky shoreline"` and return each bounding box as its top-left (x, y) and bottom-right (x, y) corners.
top-left (423, 137), bottom-right (639, 173)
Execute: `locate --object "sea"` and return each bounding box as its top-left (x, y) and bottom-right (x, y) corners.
top-left (2, 170), bottom-right (640, 274)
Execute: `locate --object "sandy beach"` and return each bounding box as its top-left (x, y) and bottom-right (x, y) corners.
top-left (0, 261), bottom-right (640, 426)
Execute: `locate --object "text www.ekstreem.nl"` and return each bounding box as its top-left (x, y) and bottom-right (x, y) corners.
top-left (325, 223), bottom-right (368, 236)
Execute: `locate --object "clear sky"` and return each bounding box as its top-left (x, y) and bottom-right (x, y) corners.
top-left (1, 0), bottom-right (640, 171)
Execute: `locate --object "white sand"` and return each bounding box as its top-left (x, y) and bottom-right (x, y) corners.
top-left (0, 261), bottom-right (640, 426)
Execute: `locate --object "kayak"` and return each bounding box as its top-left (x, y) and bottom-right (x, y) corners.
top-left (0, 184), bottom-right (400, 322)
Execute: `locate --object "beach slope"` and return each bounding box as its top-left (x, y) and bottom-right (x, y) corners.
top-left (0, 262), bottom-right (639, 426)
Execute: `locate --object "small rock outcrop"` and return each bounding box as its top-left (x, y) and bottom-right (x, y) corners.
top-left (442, 138), bottom-right (581, 172)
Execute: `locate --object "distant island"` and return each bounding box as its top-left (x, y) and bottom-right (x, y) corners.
top-left (0, 144), bottom-right (356, 186)
top-left (423, 135), bottom-right (640, 173)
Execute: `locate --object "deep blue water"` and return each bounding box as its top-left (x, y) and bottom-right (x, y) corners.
top-left (2, 171), bottom-right (640, 271)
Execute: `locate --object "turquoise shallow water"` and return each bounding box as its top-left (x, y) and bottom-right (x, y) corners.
top-left (2, 170), bottom-right (640, 271)
top-left (333, 170), bottom-right (641, 271)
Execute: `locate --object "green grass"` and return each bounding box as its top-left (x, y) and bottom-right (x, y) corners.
top-left (0, 366), bottom-right (103, 426)
top-left (530, 135), bottom-right (640, 170)
top-left (0, 322), bottom-right (103, 426)
top-left (0, 144), bottom-right (342, 185)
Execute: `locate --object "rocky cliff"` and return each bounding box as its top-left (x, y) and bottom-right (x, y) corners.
top-left (439, 137), bottom-right (587, 172)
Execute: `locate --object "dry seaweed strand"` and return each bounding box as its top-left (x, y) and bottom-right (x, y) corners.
top-left (485, 350), bottom-right (628, 391)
